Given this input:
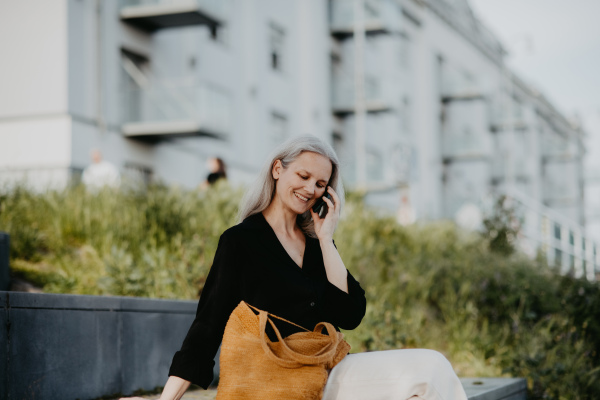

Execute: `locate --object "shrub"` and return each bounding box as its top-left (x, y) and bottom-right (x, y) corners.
top-left (1, 184), bottom-right (598, 399)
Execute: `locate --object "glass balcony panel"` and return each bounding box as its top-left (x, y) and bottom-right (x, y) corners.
top-left (442, 134), bottom-right (484, 158)
top-left (543, 162), bottom-right (579, 202)
top-left (441, 100), bottom-right (490, 158)
top-left (331, 73), bottom-right (392, 112)
top-left (121, 83), bottom-right (232, 136)
top-left (541, 131), bottom-right (577, 159)
top-left (330, 0), bottom-right (397, 34)
top-left (441, 64), bottom-right (480, 98)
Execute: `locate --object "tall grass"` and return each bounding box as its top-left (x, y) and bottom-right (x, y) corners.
top-left (1, 184), bottom-right (599, 399)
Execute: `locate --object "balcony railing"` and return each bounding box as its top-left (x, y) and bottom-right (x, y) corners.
top-left (331, 74), bottom-right (392, 114)
top-left (442, 134), bottom-right (490, 160)
top-left (440, 70), bottom-right (482, 100)
top-left (120, 0), bottom-right (226, 32)
top-left (505, 189), bottom-right (598, 280)
top-left (541, 135), bottom-right (579, 161)
top-left (329, 0), bottom-right (398, 37)
top-left (121, 83), bottom-right (231, 139)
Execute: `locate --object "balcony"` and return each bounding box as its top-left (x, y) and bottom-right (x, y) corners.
top-left (542, 162), bottom-right (580, 205)
top-left (120, 0), bottom-right (226, 32)
top-left (442, 134), bottom-right (490, 161)
top-left (440, 66), bottom-right (483, 102)
top-left (441, 99), bottom-right (490, 161)
top-left (541, 133), bottom-right (579, 162)
top-left (489, 97), bottom-right (530, 133)
top-left (121, 83), bottom-right (231, 140)
top-left (329, 0), bottom-right (398, 38)
top-left (331, 75), bottom-right (392, 115)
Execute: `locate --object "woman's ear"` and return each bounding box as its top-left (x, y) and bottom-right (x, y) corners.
top-left (272, 160), bottom-right (282, 180)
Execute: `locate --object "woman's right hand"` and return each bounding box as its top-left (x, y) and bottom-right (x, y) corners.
top-left (119, 376), bottom-right (192, 400)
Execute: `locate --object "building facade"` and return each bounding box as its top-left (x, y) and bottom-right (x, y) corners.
top-left (0, 0), bottom-right (596, 277)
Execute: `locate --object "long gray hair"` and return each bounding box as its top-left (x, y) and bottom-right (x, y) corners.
top-left (237, 135), bottom-right (345, 238)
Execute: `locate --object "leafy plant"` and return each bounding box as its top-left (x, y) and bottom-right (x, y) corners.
top-left (1, 184), bottom-right (599, 399)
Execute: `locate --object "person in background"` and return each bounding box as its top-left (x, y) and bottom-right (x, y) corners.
top-left (81, 149), bottom-right (120, 190)
top-left (205, 157), bottom-right (227, 186)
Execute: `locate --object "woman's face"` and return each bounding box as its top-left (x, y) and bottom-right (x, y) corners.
top-left (272, 152), bottom-right (332, 215)
top-left (207, 158), bottom-right (220, 172)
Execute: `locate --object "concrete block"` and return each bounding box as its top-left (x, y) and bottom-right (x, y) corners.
top-left (7, 307), bottom-right (122, 400)
top-left (7, 291), bottom-right (122, 310)
top-left (461, 377), bottom-right (527, 400)
top-left (1, 291), bottom-right (200, 399)
top-left (120, 310), bottom-right (195, 395)
top-left (119, 296), bottom-right (197, 313)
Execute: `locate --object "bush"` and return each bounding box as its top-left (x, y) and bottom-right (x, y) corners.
top-left (1, 184), bottom-right (598, 399)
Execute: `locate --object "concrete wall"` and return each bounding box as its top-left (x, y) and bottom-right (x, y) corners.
top-left (0, 292), bottom-right (198, 400)
top-left (0, 0), bottom-right (72, 188)
top-left (0, 116), bottom-right (73, 188)
top-left (0, 0), bottom-right (69, 119)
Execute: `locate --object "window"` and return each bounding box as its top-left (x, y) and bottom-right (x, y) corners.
top-left (398, 33), bottom-right (411, 70)
top-left (270, 112), bottom-right (288, 144)
top-left (120, 48), bottom-right (150, 123)
top-left (555, 249), bottom-right (562, 267)
top-left (209, 24), bottom-right (230, 45)
top-left (202, 85), bottom-right (233, 134)
top-left (269, 22), bottom-right (286, 71)
top-left (120, 48), bottom-right (150, 89)
top-left (401, 97), bottom-right (411, 132)
top-left (554, 223), bottom-right (561, 240)
top-left (391, 143), bottom-right (411, 184)
top-left (366, 148), bottom-right (384, 182)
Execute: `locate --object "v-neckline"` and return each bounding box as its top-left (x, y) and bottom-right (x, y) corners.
top-left (260, 212), bottom-right (308, 270)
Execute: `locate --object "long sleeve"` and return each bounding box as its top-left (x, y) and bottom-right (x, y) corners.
top-left (315, 239), bottom-right (366, 330)
top-left (168, 231), bottom-right (241, 388)
top-left (318, 269), bottom-right (366, 330)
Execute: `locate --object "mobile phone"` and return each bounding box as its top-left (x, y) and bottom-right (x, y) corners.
top-left (312, 189), bottom-right (333, 219)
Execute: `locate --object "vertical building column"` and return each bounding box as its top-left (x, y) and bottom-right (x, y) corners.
top-left (353, 0), bottom-right (366, 188)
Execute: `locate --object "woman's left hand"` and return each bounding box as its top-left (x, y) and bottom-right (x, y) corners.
top-left (310, 186), bottom-right (340, 241)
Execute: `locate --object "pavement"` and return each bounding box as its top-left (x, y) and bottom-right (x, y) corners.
top-left (111, 377), bottom-right (527, 400)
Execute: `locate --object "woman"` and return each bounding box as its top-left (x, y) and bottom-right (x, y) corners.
top-left (205, 157), bottom-right (227, 186)
top-left (122, 136), bottom-right (467, 400)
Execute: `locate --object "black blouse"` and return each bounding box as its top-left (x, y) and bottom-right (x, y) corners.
top-left (168, 212), bottom-right (367, 388)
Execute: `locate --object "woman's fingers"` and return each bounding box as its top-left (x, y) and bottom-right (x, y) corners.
top-left (309, 206), bottom-right (319, 221)
top-left (327, 187), bottom-right (340, 209)
top-left (323, 195), bottom-right (335, 211)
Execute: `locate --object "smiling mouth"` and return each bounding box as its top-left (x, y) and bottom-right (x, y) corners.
top-left (294, 192), bottom-right (310, 202)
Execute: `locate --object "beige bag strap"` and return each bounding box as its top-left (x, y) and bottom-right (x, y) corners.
top-left (246, 302), bottom-right (310, 332)
top-left (258, 310), bottom-right (340, 367)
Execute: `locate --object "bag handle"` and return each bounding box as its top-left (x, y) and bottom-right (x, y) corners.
top-left (258, 310), bottom-right (340, 368)
top-left (246, 302), bottom-right (310, 332)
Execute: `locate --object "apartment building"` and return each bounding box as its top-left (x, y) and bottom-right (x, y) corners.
top-left (0, 0), bottom-right (331, 187)
top-left (0, 0), bottom-right (596, 277)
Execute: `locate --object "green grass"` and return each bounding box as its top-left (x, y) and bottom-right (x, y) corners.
top-left (1, 183), bottom-right (599, 399)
